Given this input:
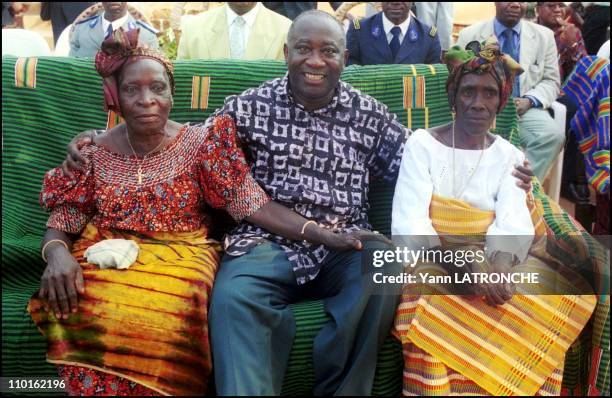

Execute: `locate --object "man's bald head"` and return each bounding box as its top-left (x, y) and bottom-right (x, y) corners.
top-left (287, 10), bottom-right (346, 50)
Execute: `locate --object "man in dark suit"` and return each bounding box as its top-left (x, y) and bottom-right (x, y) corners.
top-left (346, 2), bottom-right (441, 65)
top-left (40, 2), bottom-right (95, 45)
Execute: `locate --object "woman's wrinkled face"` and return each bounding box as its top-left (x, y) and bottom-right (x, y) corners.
top-left (454, 72), bottom-right (500, 134)
top-left (118, 58), bottom-right (172, 133)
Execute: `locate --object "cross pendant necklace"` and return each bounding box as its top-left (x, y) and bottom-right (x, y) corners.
top-left (126, 129), bottom-right (167, 185)
top-left (137, 165), bottom-right (144, 185)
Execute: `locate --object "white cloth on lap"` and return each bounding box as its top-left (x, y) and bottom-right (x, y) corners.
top-left (85, 239), bottom-right (139, 269)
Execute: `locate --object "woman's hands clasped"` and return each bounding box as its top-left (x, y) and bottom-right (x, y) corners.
top-left (467, 251), bottom-right (516, 306)
top-left (482, 253), bottom-right (516, 306)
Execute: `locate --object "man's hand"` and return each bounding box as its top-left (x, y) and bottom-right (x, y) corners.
top-left (513, 159), bottom-right (534, 192)
top-left (39, 245), bottom-right (85, 320)
top-left (514, 97), bottom-right (532, 116)
top-left (319, 229), bottom-right (393, 252)
top-left (61, 130), bottom-right (99, 178)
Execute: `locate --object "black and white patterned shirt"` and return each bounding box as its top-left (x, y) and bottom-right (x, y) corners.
top-left (207, 75), bottom-right (409, 284)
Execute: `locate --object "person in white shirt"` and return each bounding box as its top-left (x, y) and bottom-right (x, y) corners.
top-left (457, 3), bottom-right (562, 182)
top-left (597, 39), bottom-right (610, 60)
top-left (392, 38), bottom-right (533, 297)
top-left (2, 28), bottom-right (51, 57)
top-left (390, 38), bottom-right (596, 397)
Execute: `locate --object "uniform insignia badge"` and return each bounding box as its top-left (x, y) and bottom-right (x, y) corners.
top-left (86, 15), bottom-right (100, 28)
top-left (409, 29), bottom-right (418, 42)
top-left (353, 19), bottom-right (361, 30)
top-left (429, 26), bottom-right (437, 37)
top-left (372, 25), bottom-right (381, 38)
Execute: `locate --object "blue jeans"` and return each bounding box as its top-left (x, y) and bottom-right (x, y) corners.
top-left (209, 241), bottom-right (401, 396)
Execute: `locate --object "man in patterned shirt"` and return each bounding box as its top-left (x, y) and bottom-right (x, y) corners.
top-left (206, 10), bottom-right (408, 396)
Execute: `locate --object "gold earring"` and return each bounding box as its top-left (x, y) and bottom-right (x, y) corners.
top-left (491, 115), bottom-right (497, 130)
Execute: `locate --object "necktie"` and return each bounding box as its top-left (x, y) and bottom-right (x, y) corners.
top-left (502, 28), bottom-right (520, 96)
top-left (105, 23), bottom-right (113, 39)
top-left (230, 16), bottom-right (246, 59)
top-left (389, 26), bottom-right (401, 59)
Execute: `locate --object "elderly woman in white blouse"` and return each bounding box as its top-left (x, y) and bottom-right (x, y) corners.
top-left (390, 39), bottom-right (596, 396)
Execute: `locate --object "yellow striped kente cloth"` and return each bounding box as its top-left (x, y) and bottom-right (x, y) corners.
top-left (28, 223), bottom-right (221, 396)
top-left (393, 195), bottom-right (597, 396)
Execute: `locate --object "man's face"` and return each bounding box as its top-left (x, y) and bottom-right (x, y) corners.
top-left (537, 2), bottom-right (566, 28)
top-left (381, 2), bottom-right (413, 25)
top-left (102, 2), bottom-right (128, 21)
top-left (495, 2), bottom-right (527, 27)
top-left (228, 2), bottom-right (257, 16)
top-left (284, 16), bottom-right (348, 110)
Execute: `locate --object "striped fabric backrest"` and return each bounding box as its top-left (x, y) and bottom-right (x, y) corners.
top-left (1, 57), bottom-right (519, 261)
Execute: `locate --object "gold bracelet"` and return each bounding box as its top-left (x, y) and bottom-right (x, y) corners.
top-left (41, 239), bottom-right (69, 263)
top-left (300, 220), bottom-right (318, 237)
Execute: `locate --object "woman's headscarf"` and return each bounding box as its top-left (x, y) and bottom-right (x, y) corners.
top-left (444, 37), bottom-right (524, 114)
top-left (94, 28), bottom-right (174, 116)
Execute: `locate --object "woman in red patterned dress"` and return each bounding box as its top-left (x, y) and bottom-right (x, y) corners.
top-left (28, 28), bottom-right (380, 396)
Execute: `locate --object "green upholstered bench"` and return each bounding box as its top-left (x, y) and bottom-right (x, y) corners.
top-left (2, 57), bottom-right (608, 396)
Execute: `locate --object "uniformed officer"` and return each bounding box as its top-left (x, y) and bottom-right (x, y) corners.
top-left (69, 2), bottom-right (158, 58)
top-left (346, 2), bottom-right (441, 65)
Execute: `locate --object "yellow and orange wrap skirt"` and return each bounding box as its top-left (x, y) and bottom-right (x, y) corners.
top-left (393, 195), bottom-right (597, 396)
top-left (28, 224), bottom-right (221, 396)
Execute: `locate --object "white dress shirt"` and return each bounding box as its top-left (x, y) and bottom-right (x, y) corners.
top-left (226, 2), bottom-right (261, 49)
top-left (597, 39), bottom-right (610, 60)
top-left (101, 12), bottom-right (130, 35)
top-left (382, 12), bottom-right (411, 45)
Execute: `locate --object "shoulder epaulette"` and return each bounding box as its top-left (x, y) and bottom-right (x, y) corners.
top-left (429, 26), bottom-right (437, 37)
top-left (136, 21), bottom-right (158, 35)
top-left (135, 20), bottom-right (158, 35)
top-left (75, 14), bottom-right (98, 26)
top-left (353, 19), bottom-right (361, 30)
